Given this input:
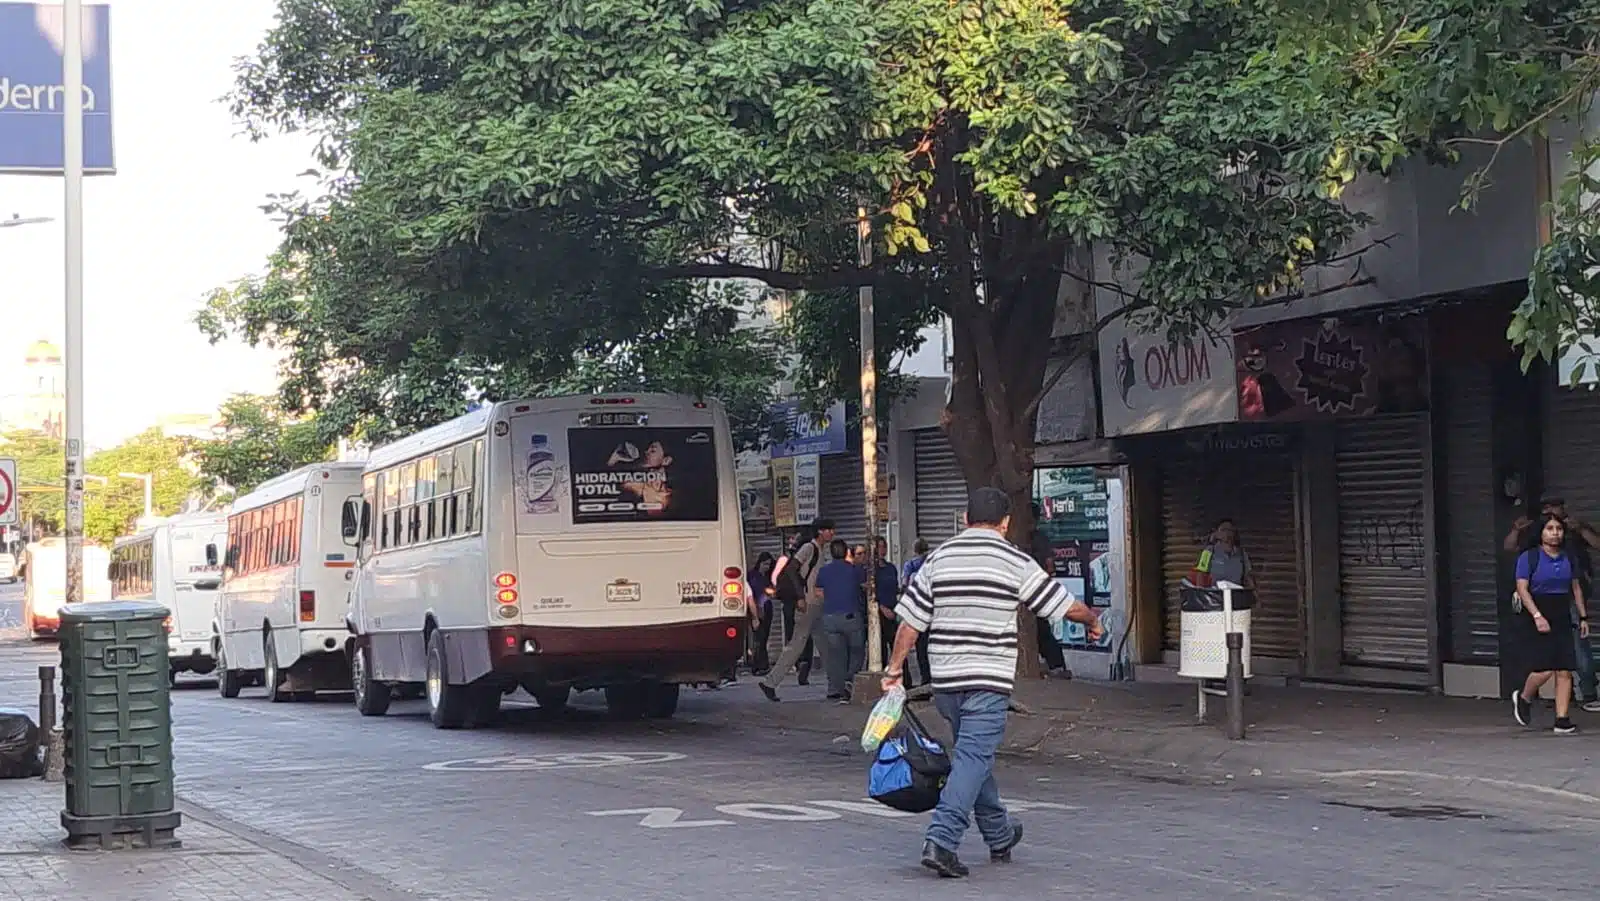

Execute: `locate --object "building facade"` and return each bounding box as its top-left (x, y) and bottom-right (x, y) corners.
top-left (0, 339), bottom-right (65, 438)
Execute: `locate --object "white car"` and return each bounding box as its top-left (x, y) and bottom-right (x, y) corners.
top-left (0, 553), bottom-right (15, 584)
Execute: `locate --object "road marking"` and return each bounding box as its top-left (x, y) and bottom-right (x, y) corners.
top-left (1312, 768), bottom-right (1600, 806)
top-left (714, 803), bottom-right (841, 822)
top-left (587, 807), bottom-right (733, 829)
top-left (424, 751), bottom-right (686, 772)
top-left (585, 798), bottom-right (1079, 829)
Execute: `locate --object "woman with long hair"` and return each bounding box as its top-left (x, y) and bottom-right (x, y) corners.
top-left (746, 552), bottom-right (777, 675)
top-left (1511, 514), bottom-right (1589, 734)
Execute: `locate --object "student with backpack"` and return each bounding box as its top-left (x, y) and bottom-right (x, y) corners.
top-left (1510, 513), bottom-right (1590, 734)
top-left (761, 518), bottom-right (836, 701)
top-left (1504, 495), bottom-right (1600, 712)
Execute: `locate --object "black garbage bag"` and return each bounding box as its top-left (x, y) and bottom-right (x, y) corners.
top-left (0, 707), bottom-right (42, 779)
top-left (1179, 582), bottom-right (1257, 613)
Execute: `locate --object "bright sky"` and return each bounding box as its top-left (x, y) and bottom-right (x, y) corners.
top-left (0, 0), bottom-right (307, 447)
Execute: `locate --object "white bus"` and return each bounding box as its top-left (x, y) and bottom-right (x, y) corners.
top-left (111, 513), bottom-right (228, 682)
top-left (214, 462), bottom-right (365, 701)
top-left (344, 393), bottom-right (748, 728)
top-left (22, 538), bottom-right (111, 639)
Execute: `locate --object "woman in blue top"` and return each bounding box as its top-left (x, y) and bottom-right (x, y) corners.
top-left (746, 553), bottom-right (777, 676)
top-left (1512, 514), bottom-right (1591, 734)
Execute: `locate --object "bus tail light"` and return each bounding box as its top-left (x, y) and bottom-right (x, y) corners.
top-left (723, 566), bottom-right (742, 580)
top-left (496, 588), bottom-right (519, 605)
top-left (299, 590), bottom-right (316, 622)
top-left (494, 572), bottom-right (518, 588)
top-left (162, 616), bottom-right (173, 633)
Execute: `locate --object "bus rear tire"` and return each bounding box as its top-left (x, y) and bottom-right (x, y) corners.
top-left (352, 646), bottom-right (390, 717)
top-left (425, 630), bottom-right (470, 729)
top-left (217, 645), bottom-right (244, 699)
top-left (605, 684), bottom-right (649, 720)
top-left (644, 682), bottom-right (680, 720)
top-left (264, 635), bottom-right (290, 703)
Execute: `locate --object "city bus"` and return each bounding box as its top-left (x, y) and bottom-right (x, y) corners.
top-left (22, 538), bottom-right (111, 639)
top-left (344, 393), bottom-right (747, 728)
top-left (214, 462), bottom-right (365, 701)
top-left (111, 513), bottom-right (228, 682)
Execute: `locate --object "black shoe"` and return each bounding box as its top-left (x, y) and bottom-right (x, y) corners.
top-left (920, 841), bottom-right (968, 878)
top-left (825, 692), bottom-right (845, 701)
top-left (1512, 690), bottom-right (1532, 727)
top-left (759, 683), bottom-right (779, 702)
top-left (990, 823), bottom-right (1024, 863)
top-left (796, 663), bottom-right (811, 686)
top-left (1556, 717), bottom-right (1579, 735)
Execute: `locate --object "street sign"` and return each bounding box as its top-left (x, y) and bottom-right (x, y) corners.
top-left (0, 3), bottom-right (115, 174)
top-left (0, 458), bottom-right (16, 525)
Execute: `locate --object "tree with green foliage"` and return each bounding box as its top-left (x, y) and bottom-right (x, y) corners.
top-left (0, 430), bottom-right (64, 535)
top-left (193, 394), bottom-right (336, 496)
top-left (84, 430), bottom-right (201, 544)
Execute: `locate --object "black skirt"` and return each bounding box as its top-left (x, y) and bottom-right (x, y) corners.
top-left (1512, 593), bottom-right (1578, 674)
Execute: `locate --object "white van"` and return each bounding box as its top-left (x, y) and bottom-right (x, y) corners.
top-left (214, 462), bottom-right (365, 701)
top-left (22, 538), bottom-right (111, 639)
top-left (345, 394), bottom-right (748, 728)
top-left (112, 513), bottom-right (228, 681)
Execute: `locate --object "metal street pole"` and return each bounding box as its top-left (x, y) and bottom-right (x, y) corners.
top-left (63, 0), bottom-right (87, 607)
top-left (859, 206), bottom-right (882, 675)
top-left (118, 473), bottom-right (152, 519)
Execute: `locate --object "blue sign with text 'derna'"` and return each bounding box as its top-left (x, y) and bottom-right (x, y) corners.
top-left (0, 3), bottom-right (114, 174)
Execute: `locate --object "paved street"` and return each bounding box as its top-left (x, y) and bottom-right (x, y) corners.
top-left (0, 604), bottom-right (1591, 901)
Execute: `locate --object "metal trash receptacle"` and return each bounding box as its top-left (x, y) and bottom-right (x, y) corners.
top-left (57, 600), bottom-right (182, 849)
top-left (1176, 582), bottom-right (1256, 680)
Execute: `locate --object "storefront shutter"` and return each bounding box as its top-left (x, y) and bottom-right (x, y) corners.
top-left (913, 429), bottom-right (968, 549)
top-left (1160, 451), bottom-right (1301, 658)
top-left (1439, 365), bottom-right (1500, 662)
top-left (820, 451), bottom-right (884, 547)
top-left (1335, 415), bottom-right (1431, 669)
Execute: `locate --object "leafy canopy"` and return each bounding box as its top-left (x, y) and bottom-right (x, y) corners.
top-left (1, 429), bottom-right (199, 544)
top-left (192, 394), bottom-right (336, 496)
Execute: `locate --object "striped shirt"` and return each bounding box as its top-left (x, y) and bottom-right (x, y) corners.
top-left (896, 527), bottom-right (1076, 695)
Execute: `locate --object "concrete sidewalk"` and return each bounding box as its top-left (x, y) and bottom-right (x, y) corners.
top-left (704, 676), bottom-right (1600, 821)
top-left (0, 777), bottom-right (408, 901)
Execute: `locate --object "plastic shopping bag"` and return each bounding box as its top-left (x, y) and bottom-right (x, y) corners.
top-left (860, 683), bottom-right (906, 753)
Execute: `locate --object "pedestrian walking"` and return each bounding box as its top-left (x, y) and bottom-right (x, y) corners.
top-left (882, 487), bottom-right (1103, 878)
top-left (1510, 513), bottom-right (1589, 735)
top-left (901, 539), bottom-right (933, 687)
top-left (761, 518), bottom-right (835, 701)
top-left (863, 536), bottom-right (900, 670)
top-left (1505, 495), bottom-right (1600, 712)
top-left (815, 539), bottom-right (866, 702)
top-left (746, 552), bottom-right (777, 676)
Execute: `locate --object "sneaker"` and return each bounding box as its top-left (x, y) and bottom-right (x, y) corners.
top-left (759, 683), bottom-right (779, 702)
top-left (1556, 718), bottom-right (1579, 735)
top-left (990, 822), bottom-right (1024, 863)
top-left (1582, 700), bottom-right (1600, 714)
top-left (1512, 690), bottom-right (1532, 727)
top-left (920, 841), bottom-right (969, 878)
top-left (825, 692), bottom-right (845, 701)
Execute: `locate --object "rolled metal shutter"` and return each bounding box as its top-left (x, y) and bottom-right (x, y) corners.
top-left (913, 429), bottom-right (968, 548)
top-left (1336, 415), bottom-right (1431, 669)
top-left (1161, 452), bottom-right (1301, 657)
top-left (820, 452), bottom-right (883, 546)
top-left (1542, 373), bottom-right (1600, 666)
top-left (1439, 366), bottom-right (1499, 662)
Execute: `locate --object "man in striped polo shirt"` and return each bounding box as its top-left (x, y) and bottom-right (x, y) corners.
top-left (883, 486), bottom-right (1102, 878)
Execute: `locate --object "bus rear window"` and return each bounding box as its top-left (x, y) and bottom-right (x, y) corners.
top-left (567, 426), bottom-right (719, 524)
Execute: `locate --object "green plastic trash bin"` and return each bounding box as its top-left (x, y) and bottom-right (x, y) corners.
top-left (57, 600), bottom-right (182, 849)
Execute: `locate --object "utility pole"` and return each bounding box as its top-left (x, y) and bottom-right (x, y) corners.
top-left (62, 0), bottom-right (87, 607)
top-left (859, 205), bottom-right (883, 676)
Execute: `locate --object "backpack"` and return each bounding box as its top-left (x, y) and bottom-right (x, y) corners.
top-left (775, 541), bottom-right (817, 603)
top-left (867, 707), bottom-right (951, 813)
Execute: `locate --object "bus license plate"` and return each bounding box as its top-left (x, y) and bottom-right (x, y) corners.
top-left (606, 581), bottom-right (642, 603)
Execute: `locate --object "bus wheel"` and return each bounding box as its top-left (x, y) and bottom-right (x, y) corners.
top-left (217, 646), bottom-right (243, 699)
top-left (534, 686), bottom-right (570, 712)
top-left (604, 684), bottom-right (649, 720)
top-left (644, 683), bottom-right (680, 719)
top-left (352, 646), bottom-right (390, 717)
top-left (425, 630), bottom-right (470, 729)
top-left (264, 636), bottom-right (291, 703)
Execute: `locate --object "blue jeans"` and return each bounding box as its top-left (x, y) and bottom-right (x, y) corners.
top-left (822, 613), bottom-right (865, 697)
top-left (1574, 602), bottom-right (1597, 702)
top-left (927, 690), bottom-right (1013, 853)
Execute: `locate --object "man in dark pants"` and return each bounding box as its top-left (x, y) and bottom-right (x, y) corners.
top-left (863, 536), bottom-right (900, 669)
top-left (901, 539), bottom-right (934, 687)
top-left (1029, 503), bottom-right (1069, 678)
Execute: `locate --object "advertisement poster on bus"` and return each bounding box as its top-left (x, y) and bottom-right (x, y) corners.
top-left (566, 427), bottom-right (720, 524)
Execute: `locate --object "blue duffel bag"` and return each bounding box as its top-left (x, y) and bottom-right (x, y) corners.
top-left (867, 706), bottom-right (951, 813)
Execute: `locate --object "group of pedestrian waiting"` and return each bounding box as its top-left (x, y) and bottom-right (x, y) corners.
top-left (1506, 495), bottom-right (1600, 734)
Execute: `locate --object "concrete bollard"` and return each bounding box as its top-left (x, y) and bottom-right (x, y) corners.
top-left (42, 728), bottom-right (64, 782)
top-left (1224, 632), bottom-right (1246, 741)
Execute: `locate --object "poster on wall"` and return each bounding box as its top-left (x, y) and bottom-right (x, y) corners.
top-left (567, 427), bottom-right (720, 524)
top-left (792, 454), bottom-right (821, 525)
top-left (1234, 315), bottom-right (1429, 421)
top-left (1035, 467), bottom-right (1109, 544)
top-left (771, 457), bottom-right (797, 527)
top-left (738, 466), bottom-right (774, 527)
top-left (1035, 466), bottom-right (1117, 654)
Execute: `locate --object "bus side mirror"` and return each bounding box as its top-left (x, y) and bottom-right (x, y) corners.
top-left (341, 498), bottom-right (364, 545)
top-left (205, 543), bottom-right (219, 567)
